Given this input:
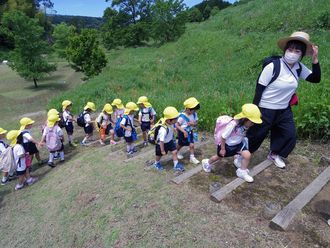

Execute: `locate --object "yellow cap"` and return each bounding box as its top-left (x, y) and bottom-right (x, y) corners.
top-left (84, 102), bottom-right (96, 111)
top-left (184, 97), bottom-right (199, 109)
top-left (6, 130), bottom-right (21, 146)
top-left (20, 117), bottom-right (35, 131)
top-left (163, 107), bottom-right (180, 120)
top-left (111, 99), bottom-right (124, 110)
top-left (47, 114), bottom-right (61, 127)
top-left (103, 103), bottom-right (113, 114)
top-left (62, 100), bottom-right (72, 111)
top-left (48, 109), bottom-right (59, 117)
top-left (124, 102), bottom-right (139, 115)
top-left (234, 104), bottom-right (262, 124)
top-left (136, 96), bottom-right (152, 108)
top-left (0, 128), bottom-right (7, 135)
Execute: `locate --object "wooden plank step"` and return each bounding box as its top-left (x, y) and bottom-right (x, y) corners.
top-left (144, 139), bottom-right (211, 171)
top-left (210, 159), bottom-right (273, 203)
top-left (124, 148), bottom-right (154, 162)
top-left (172, 165), bottom-right (202, 184)
top-left (270, 165), bottom-right (330, 231)
top-left (108, 139), bottom-right (144, 156)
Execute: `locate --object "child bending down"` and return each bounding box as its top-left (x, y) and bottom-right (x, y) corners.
top-left (202, 104), bottom-right (262, 182)
top-left (154, 107), bottom-right (185, 171)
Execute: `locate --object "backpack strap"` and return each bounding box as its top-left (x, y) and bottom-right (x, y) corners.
top-left (268, 58), bottom-right (281, 86)
top-left (0, 140), bottom-right (8, 149)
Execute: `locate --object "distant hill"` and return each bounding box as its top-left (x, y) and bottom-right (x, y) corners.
top-left (50, 15), bottom-right (106, 30)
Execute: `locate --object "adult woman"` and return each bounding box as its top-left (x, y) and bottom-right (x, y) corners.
top-left (246, 32), bottom-right (321, 168)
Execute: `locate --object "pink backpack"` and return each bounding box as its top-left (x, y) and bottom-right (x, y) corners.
top-left (214, 115), bottom-right (244, 145)
top-left (46, 125), bottom-right (62, 152)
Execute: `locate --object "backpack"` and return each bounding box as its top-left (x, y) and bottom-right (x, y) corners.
top-left (58, 111), bottom-right (66, 128)
top-left (178, 112), bottom-right (197, 142)
top-left (114, 116), bottom-right (129, 137)
top-left (46, 125), bottom-right (62, 152)
top-left (256, 56), bottom-right (302, 88)
top-left (214, 115), bottom-right (244, 146)
top-left (141, 107), bottom-right (156, 121)
top-left (0, 145), bottom-right (17, 173)
top-left (147, 118), bottom-right (168, 145)
top-left (77, 111), bottom-right (87, 127)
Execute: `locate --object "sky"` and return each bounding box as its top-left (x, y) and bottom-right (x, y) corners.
top-left (49, 0), bottom-right (237, 18)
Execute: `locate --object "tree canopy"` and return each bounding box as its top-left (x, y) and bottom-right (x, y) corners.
top-left (52, 22), bottom-right (75, 62)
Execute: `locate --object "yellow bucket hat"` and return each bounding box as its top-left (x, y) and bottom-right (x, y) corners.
top-left (124, 102), bottom-right (139, 115)
top-left (48, 109), bottom-right (59, 117)
top-left (0, 127), bottom-right (7, 135)
top-left (62, 100), bottom-right (72, 111)
top-left (136, 96), bottom-right (152, 108)
top-left (111, 99), bottom-right (124, 110)
top-left (6, 130), bottom-right (21, 146)
top-left (184, 97), bottom-right (199, 109)
top-left (234, 104), bottom-right (262, 124)
top-left (47, 114), bottom-right (61, 127)
top-left (103, 103), bottom-right (113, 114)
top-left (84, 102), bottom-right (96, 111)
top-left (20, 117), bottom-right (35, 131)
top-left (163, 107), bottom-right (180, 120)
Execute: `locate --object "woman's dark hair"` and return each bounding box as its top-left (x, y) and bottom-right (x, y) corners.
top-left (189, 104), bottom-right (200, 111)
top-left (16, 133), bottom-right (23, 145)
top-left (283, 40), bottom-right (307, 59)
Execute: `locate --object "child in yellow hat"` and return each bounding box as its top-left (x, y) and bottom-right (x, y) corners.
top-left (20, 117), bottom-right (45, 170)
top-left (175, 97), bottom-right (200, 164)
top-left (62, 100), bottom-right (78, 147)
top-left (137, 96), bottom-right (156, 146)
top-left (120, 102), bottom-right (139, 154)
top-left (7, 130), bottom-right (38, 190)
top-left (39, 114), bottom-right (65, 167)
top-left (81, 102), bottom-right (96, 146)
top-left (97, 104), bottom-right (117, 146)
top-left (0, 127), bottom-right (16, 185)
top-left (202, 104), bottom-right (262, 183)
top-left (111, 99), bottom-right (125, 122)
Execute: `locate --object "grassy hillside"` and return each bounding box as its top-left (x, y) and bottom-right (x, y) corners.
top-left (48, 0), bottom-right (330, 140)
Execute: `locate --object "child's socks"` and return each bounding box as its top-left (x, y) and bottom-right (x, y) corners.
top-left (59, 151), bottom-right (64, 161)
top-left (49, 153), bottom-right (55, 162)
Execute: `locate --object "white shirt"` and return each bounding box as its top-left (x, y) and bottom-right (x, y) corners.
top-left (139, 107), bottom-right (156, 122)
top-left (97, 113), bottom-right (111, 126)
top-left (63, 110), bottom-right (73, 123)
top-left (222, 121), bottom-right (247, 146)
top-left (13, 144), bottom-right (26, 171)
top-left (258, 58), bottom-right (312, 109)
top-left (43, 125), bottom-right (64, 138)
top-left (22, 130), bottom-right (33, 143)
top-left (177, 112), bottom-right (199, 131)
top-left (120, 114), bottom-right (134, 137)
top-left (83, 111), bottom-right (91, 127)
top-left (0, 140), bottom-right (8, 155)
top-left (157, 123), bottom-right (174, 143)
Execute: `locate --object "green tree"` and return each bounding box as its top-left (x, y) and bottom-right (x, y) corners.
top-left (80, 17), bottom-right (86, 29)
top-left (188, 7), bottom-right (202, 22)
top-left (52, 22), bottom-right (76, 61)
top-left (151, 0), bottom-right (187, 43)
top-left (203, 4), bottom-right (212, 19)
top-left (210, 6), bottom-right (219, 17)
top-left (1, 10), bottom-right (57, 88)
top-left (66, 28), bottom-right (107, 81)
top-left (69, 16), bottom-right (79, 30)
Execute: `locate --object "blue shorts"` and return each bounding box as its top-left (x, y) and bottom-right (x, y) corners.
top-left (217, 142), bottom-right (247, 158)
top-left (65, 122), bottom-right (74, 135)
top-left (84, 125), bottom-right (93, 134)
top-left (155, 140), bottom-right (176, 156)
top-left (125, 136), bottom-right (133, 143)
top-left (141, 122), bottom-right (151, 132)
top-left (105, 124), bottom-right (113, 135)
top-left (23, 142), bottom-right (39, 155)
top-left (178, 131), bottom-right (194, 147)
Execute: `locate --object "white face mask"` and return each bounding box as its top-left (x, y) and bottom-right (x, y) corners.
top-left (284, 52), bottom-right (300, 64)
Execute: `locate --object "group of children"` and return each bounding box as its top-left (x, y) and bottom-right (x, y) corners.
top-left (0, 95), bottom-right (263, 191)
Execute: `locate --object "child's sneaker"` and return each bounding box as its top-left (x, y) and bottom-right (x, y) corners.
top-left (54, 154), bottom-right (60, 159)
top-left (173, 163), bottom-right (185, 171)
top-left (234, 154), bottom-right (243, 168)
top-left (1, 178), bottom-right (12, 186)
top-left (9, 172), bottom-right (18, 179)
top-left (15, 185), bottom-right (24, 191)
top-left (268, 152), bottom-right (286, 168)
top-left (81, 141), bottom-right (88, 146)
top-left (131, 149), bottom-right (139, 154)
top-left (236, 168), bottom-right (253, 182)
top-left (70, 142), bottom-right (78, 147)
top-left (60, 159), bottom-right (66, 163)
top-left (100, 140), bottom-right (105, 146)
top-left (27, 177), bottom-right (39, 186)
top-left (177, 153), bottom-right (183, 159)
top-left (202, 159), bottom-right (211, 173)
top-left (190, 157), bottom-right (200, 164)
top-left (143, 140), bottom-right (148, 146)
top-left (127, 150), bottom-right (132, 155)
top-left (48, 162), bottom-right (56, 168)
top-left (154, 162), bottom-right (163, 170)
top-left (110, 140), bottom-right (117, 145)
top-left (38, 160), bottom-right (47, 166)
